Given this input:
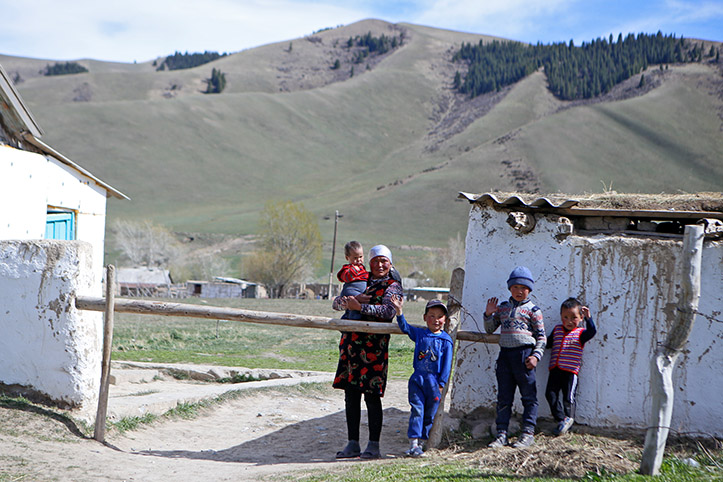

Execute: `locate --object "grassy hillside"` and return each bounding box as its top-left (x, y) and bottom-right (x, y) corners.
top-left (3, 19), bottom-right (722, 277)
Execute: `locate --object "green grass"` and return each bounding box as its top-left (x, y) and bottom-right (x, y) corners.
top-left (112, 298), bottom-right (425, 379)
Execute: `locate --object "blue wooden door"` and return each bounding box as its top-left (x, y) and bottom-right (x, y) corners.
top-left (45, 212), bottom-right (75, 240)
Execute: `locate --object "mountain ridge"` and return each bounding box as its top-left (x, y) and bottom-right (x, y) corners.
top-left (2, 19), bottom-right (721, 268)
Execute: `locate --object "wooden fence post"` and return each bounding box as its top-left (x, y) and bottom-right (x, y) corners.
top-left (427, 267), bottom-right (465, 449)
top-left (94, 265), bottom-right (116, 442)
top-left (640, 225), bottom-right (704, 475)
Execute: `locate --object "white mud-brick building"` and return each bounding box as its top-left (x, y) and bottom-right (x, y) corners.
top-left (450, 192), bottom-right (723, 438)
top-left (0, 62), bottom-right (127, 415)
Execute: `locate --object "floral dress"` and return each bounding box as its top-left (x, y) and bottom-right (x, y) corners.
top-left (332, 275), bottom-right (402, 396)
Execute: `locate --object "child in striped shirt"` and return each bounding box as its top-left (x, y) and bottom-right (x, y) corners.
top-left (545, 297), bottom-right (597, 436)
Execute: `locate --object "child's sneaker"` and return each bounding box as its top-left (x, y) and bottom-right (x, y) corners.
top-left (488, 432), bottom-right (508, 448)
top-left (405, 446), bottom-right (425, 457)
top-left (512, 432), bottom-right (535, 448)
top-left (555, 417), bottom-right (574, 436)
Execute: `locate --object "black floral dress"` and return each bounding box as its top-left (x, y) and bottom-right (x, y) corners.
top-left (332, 276), bottom-right (402, 396)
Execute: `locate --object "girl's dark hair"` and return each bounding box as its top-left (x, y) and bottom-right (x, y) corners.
top-left (560, 297), bottom-right (582, 311)
top-left (344, 240), bottom-right (362, 256)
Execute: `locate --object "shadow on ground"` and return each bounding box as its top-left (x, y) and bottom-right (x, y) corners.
top-left (132, 407), bottom-right (410, 465)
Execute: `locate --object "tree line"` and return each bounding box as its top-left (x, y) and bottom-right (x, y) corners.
top-left (155, 50), bottom-right (227, 71)
top-left (344, 31), bottom-right (405, 65)
top-left (43, 61), bottom-right (88, 76)
top-left (453, 32), bottom-right (716, 100)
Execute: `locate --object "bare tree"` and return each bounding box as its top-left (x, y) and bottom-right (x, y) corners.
top-left (399, 233), bottom-right (466, 287)
top-left (244, 201), bottom-right (322, 298)
top-left (112, 219), bottom-right (182, 267)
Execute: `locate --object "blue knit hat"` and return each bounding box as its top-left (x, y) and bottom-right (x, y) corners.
top-left (507, 266), bottom-right (534, 291)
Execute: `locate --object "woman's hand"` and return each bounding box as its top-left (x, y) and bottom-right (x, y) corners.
top-left (355, 294), bottom-right (371, 304)
top-left (346, 296), bottom-right (362, 311)
top-left (525, 356), bottom-right (538, 370)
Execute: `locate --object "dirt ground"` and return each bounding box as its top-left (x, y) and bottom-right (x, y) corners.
top-left (2, 368), bottom-right (717, 482)
top-left (0, 377), bottom-right (422, 482)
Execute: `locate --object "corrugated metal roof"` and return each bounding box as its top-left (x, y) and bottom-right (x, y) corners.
top-left (458, 192), bottom-right (579, 209)
top-left (459, 192), bottom-right (723, 221)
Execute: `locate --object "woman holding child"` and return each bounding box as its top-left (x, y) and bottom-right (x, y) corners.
top-left (332, 244), bottom-right (403, 460)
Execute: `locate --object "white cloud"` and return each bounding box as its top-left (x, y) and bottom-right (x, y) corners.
top-left (0, 0), bottom-right (371, 62)
top-left (0, 0), bottom-right (718, 62)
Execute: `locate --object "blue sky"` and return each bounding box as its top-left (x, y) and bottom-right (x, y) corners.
top-left (1, 0), bottom-right (721, 63)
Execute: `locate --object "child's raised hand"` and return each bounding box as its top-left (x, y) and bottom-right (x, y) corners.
top-left (485, 297), bottom-right (499, 317)
top-left (391, 294), bottom-right (403, 316)
top-left (581, 306), bottom-right (591, 319)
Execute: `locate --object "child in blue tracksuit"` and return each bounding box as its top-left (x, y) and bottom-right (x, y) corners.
top-left (391, 296), bottom-right (454, 457)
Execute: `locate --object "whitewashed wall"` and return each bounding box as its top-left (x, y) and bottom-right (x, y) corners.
top-left (451, 205), bottom-right (723, 437)
top-left (0, 240), bottom-right (102, 414)
top-left (0, 145), bottom-right (108, 279)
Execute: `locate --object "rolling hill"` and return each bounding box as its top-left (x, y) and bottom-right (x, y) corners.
top-left (2, 19), bottom-right (722, 276)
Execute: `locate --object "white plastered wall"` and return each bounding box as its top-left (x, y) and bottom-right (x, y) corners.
top-left (0, 144), bottom-right (108, 280)
top-left (451, 204), bottom-right (723, 437)
top-left (0, 240), bottom-right (102, 415)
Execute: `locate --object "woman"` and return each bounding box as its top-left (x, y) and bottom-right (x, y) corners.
top-left (332, 244), bottom-right (403, 460)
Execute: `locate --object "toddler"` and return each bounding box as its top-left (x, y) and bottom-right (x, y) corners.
top-left (545, 297), bottom-right (596, 435)
top-left (336, 241), bottom-right (368, 320)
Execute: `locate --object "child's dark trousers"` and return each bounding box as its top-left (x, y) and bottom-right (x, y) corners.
top-left (545, 367), bottom-right (578, 421)
top-left (495, 346), bottom-right (538, 434)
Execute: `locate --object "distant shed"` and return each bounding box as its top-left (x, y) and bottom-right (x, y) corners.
top-left (117, 267), bottom-right (172, 297)
top-left (187, 277), bottom-right (265, 299)
top-left (451, 192), bottom-right (723, 437)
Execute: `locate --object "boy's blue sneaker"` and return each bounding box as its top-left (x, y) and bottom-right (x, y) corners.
top-left (512, 432), bottom-right (535, 448)
top-left (488, 432), bottom-right (508, 448)
top-left (554, 417), bottom-right (574, 436)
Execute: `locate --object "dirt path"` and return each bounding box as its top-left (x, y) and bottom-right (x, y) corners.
top-left (1, 377), bottom-right (422, 481)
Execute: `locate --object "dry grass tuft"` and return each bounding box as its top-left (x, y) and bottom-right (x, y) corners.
top-left (435, 421), bottom-right (722, 479)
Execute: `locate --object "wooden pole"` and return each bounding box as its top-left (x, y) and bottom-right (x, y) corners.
top-left (427, 267), bottom-right (464, 449)
top-left (94, 265), bottom-right (116, 442)
top-left (640, 225), bottom-right (704, 475)
top-left (75, 296), bottom-right (499, 344)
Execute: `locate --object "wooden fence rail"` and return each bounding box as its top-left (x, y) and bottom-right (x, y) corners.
top-left (75, 296), bottom-right (500, 344)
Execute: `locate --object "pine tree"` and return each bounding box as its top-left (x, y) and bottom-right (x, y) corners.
top-left (204, 68), bottom-right (226, 94)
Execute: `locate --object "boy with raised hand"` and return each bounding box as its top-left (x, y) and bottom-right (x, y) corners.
top-left (391, 295), bottom-right (454, 457)
top-left (484, 266), bottom-right (545, 449)
top-left (546, 297), bottom-right (597, 436)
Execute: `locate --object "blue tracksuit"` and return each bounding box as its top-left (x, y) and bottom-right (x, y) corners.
top-left (397, 314), bottom-right (454, 440)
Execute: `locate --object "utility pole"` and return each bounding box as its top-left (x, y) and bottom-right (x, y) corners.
top-left (326, 211), bottom-right (342, 299)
